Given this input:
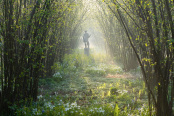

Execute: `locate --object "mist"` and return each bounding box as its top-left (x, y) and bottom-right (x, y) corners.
top-left (0, 0), bottom-right (173, 115)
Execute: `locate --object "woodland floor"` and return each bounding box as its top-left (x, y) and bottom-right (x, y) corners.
top-left (35, 55), bottom-right (151, 115)
top-left (14, 50), bottom-right (153, 115)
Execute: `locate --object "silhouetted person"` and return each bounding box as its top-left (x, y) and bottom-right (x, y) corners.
top-left (83, 31), bottom-right (90, 48)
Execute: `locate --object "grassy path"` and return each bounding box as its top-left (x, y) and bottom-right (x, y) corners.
top-left (37, 61), bottom-right (149, 114)
top-left (19, 52), bottom-right (151, 115)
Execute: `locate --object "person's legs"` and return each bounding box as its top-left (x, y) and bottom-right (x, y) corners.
top-left (84, 42), bottom-right (87, 48)
top-left (87, 41), bottom-right (89, 48)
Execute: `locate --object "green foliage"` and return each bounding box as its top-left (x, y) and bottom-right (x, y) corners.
top-left (114, 104), bottom-right (119, 116)
top-left (105, 66), bottom-right (123, 74)
top-left (15, 100), bottom-right (153, 116)
top-left (84, 63), bottom-right (123, 77)
top-left (85, 66), bottom-right (106, 77)
top-left (110, 87), bottom-right (118, 95)
top-left (52, 72), bottom-right (63, 82)
top-left (101, 0), bottom-right (174, 115)
top-left (2, 0), bottom-right (169, 115)
top-left (51, 51), bottom-right (95, 82)
top-left (28, 52), bottom-right (152, 116)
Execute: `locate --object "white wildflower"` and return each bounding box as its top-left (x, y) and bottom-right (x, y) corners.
top-left (71, 102), bottom-right (77, 107)
top-left (98, 107), bottom-right (105, 113)
top-left (65, 108), bottom-right (70, 111)
top-left (90, 109), bottom-right (94, 112)
top-left (37, 95), bottom-right (43, 99)
top-left (32, 108), bottom-right (37, 114)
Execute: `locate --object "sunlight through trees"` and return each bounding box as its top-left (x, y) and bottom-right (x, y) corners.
top-left (0, 0), bottom-right (173, 115)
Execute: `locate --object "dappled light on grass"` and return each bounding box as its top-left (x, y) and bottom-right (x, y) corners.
top-left (15, 51), bottom-right (155, 115)
top-left (1, 0), bottom-right (173, 115)
top-left (106, 73), bottom-right (135, 79)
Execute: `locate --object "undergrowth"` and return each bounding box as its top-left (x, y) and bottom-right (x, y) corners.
top-left (15, 50), bottom-right (155, 116)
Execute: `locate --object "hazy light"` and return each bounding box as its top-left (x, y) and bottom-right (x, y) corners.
top-left (78, 0), bottom-right (107, 54)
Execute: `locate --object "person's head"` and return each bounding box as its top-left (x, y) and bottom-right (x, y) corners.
top-left (85, 31), bottom-right (87, 33)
